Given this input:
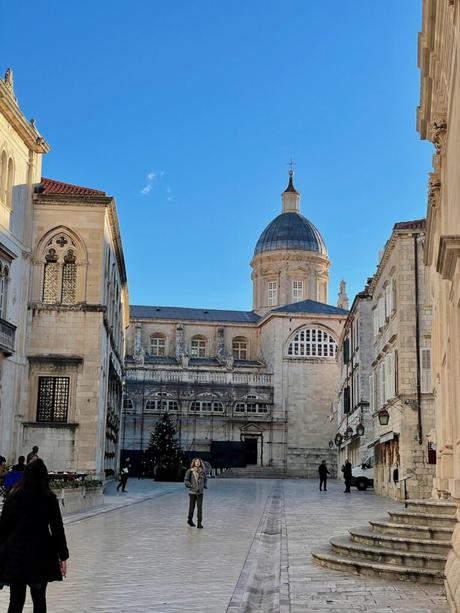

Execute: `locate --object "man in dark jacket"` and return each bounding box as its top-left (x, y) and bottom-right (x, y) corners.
top-left (116, 457), bottom-right (131, 493)
top-left (342, 458), bottom-right (352, 493)
top-left (318, 460), bottom-right (330, 491)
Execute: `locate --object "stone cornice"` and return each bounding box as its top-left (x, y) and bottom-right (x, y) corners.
top-left (436, 235), bottom-right (460, 280)
top-left (27, 354), bottom-right (83, 365)
top-left (33, 193), bottom-right (112, 207)
top-left (28, 302), bottom-right (107, 313)
top-left (0, 80), bottom-right (50, 153)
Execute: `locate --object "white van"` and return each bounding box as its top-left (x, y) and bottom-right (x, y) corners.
top-left (350, 455), bottom-right (374, 491)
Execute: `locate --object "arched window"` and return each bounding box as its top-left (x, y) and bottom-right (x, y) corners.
top-left (287, 327), bottom-right (337, 358)
top-left (43, 249), bottom-right (59, 303)
top-left (41, 233), bottom-right (80, 305)
top-left (6, 157), bottom-right (14, 209)
top-left (150, 333), bottom-right (166, 356)
top-left (190, 335), bottom-right (208, 358)
top-left (123, 398), bottom-right (134, 413)
top-left (234, 395), bottom-right (269, 414)
top-left (145, 393), bottom-right (178, 412)
top-left (0, 151), bottom-right (7, 204)
top-left (61, 250), bottom-right (77, 304)
top-left (232, 337), bottom-right (248, 360)
top-left (145, 400), bottom-right (156, 412)
top-left (0, 264), bottom-right (9, 319)
top-left (190, 400), bottom-right (222, 412)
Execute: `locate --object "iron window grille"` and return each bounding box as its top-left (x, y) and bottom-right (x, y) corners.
top-left (37, 376), bottom-right (70, 422)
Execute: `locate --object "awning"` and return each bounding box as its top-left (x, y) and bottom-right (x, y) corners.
top-left (379, 431), bottom-right (395, 444)
top-left (367, 438), bottom-right (379, 449)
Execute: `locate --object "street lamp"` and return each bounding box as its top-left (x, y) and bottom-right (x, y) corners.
top-left (345, 426), bottom-right (353, 438)
top-left (334, 433), bottom-right (343, 446)
top-left (377, 408), bottom-right (390, 426)
top-left (328, 440), bottom-right (334, 449)
top-left (356, 423), bottom-right (365, 437)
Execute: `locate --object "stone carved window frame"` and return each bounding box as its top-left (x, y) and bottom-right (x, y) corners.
top-left (190, 334), bottom-right (208, 358)
top-left (232, 336), bottom-right (249, 360)
top-left (150, 332), bottom-right (167, 356)
top-left (0, 148), bottom-right (15, 210)
top-left (33, 226), bottom-right (88, 304)
top-left (285, 324), bottom-right (338, 359)
top-left (27, 356), bottom-right (82, 424)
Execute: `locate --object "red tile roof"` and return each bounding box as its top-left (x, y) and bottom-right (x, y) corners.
top-left (40, 177), bottom-right (106, 196)
top-left (393, 219), bottom-right (426, 231)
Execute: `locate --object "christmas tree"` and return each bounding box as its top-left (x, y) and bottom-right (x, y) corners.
top-left (146, 411), bottom-right (182, 480)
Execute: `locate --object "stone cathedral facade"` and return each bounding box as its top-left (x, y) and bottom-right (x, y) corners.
top-left (123, 173), bottom-right (347, 476)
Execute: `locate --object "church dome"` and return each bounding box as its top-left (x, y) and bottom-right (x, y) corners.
top-left (254, 211), bottom-right (327, 256)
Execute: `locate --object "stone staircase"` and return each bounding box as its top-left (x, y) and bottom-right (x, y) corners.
top-left (312, 499), bottom-right (457, 584)
top-left (218, 466), bottom-right (289, 479)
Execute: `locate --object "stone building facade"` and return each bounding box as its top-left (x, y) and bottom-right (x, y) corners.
top-left (123, 174), bottom-right (347, 476)
top-left (418, 1), bottom-right (460, 608)
top-left (336, 286), bottom-right (374, 470)
top-left (23, 178), bottom-right (129, 477)
top-left (0, 69), bottom-right (129, 477)
top-left (0, 69), bottom-right (49, 460)
top-left (369, 220), bottom-right (435, 501)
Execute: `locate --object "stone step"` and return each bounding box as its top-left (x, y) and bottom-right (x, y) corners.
top-left (388, 510), bottom-right (457, 529)
top-left (370, 519), bottom-right (453, 541)
top-left (330, 535), bottom-right (447, 570)
top-left (312, 549), bottom-right (445, 584)
top-left (349, 526), bottom-right (452, 555)
top-left (406, 499), bottom-right (458, 517)
top-left (219, 468), bottom-right (288, 479)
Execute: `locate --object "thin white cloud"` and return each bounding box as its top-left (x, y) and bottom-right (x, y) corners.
top-left (140, 169), bottom-right (169, 198)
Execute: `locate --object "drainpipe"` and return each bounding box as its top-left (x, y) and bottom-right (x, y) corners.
top-left (414, 234), bottom-right (423, 445)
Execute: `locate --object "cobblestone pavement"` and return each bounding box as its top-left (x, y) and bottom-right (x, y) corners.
top-left (0, 479), bottom-right (448, 612)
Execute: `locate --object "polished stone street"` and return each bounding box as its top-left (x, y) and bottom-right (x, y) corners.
top-left (0, 479), bottom-right (448, 612)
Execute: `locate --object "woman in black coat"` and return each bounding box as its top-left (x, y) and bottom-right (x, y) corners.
top-left (0, 459), bottom-right (69, 613)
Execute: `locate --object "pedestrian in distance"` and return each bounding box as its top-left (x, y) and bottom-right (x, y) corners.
top-left (0, 458), bottom-right (69, 613)
top-left (116, 457), bottom-right (131, 493)
top-left (184, 457), bottom-right (207, 529)
top-left (12, 457), bottom-right (25, 473)
top-left (318, 460), bottom-right (330, 491)
top-left (26, 446), bottom-right (39, 464)
top-left (342, 458), bottom-right (352, 493)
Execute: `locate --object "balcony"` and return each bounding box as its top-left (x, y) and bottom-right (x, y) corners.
top-left (126, 368), bottom-right (273, 387)
top-left (0, 317), bottom-right (16, 356)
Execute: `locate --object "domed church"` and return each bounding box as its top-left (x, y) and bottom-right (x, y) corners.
top-left (123, 172), bottom-right (348, 476)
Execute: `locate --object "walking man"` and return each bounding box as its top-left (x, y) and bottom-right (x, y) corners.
top-left (116, 457), bottom-right (131, 493)
top-left (342, 458), bottom-right (352, 493)
top-left (318, 460), bottom-right (330, 491)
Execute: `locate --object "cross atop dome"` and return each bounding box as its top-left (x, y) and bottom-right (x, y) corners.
top-left (284, 158), bottom-right (299, 195)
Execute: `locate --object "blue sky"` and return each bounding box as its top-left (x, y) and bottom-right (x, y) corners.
top-left (1, 0), bottom-right (432, 310)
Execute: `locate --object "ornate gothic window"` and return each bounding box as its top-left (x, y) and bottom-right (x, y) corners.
top-left (232, 337), bottom-right (248, 360)
top-left (287, 327), bottom-right (337, 358)
top-left (150, 333), bottom-right (166, 356)
top-left (43, 249), bottom-right (59, 303)
top-left (42, 234), bottom-right (79, 305)
top-left (61, 250), bottom-right (77, 304)
top-left (36, 376), bottom-right (70, 422)
top-left (190, 335), bottom-right (207, 358)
